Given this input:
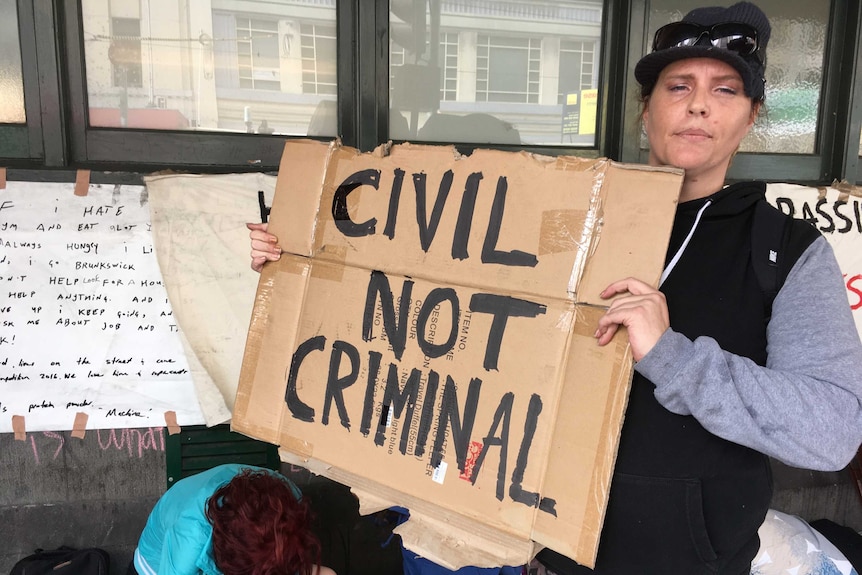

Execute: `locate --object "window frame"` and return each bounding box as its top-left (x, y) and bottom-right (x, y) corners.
top-left (0, 0), bottom-right (860, 185)
top-left (558, 39), bottom-right (599, 106)
top-left (109, 16), bottom-right (144, 89)
top-left (300, 20), bottom-right (339, 96)
top-left (842, 2), bottom-right (862, 184)
top-left (235, 16), bottom-right (281, 92)
top-left (58, 0), bottom-right (358, 172)
top-left (0, 0), bottom-right (63, 165)
top-left (474, 34), bottom-right (542, 105)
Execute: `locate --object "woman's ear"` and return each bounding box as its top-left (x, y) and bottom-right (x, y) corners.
top-left (748, 101), bottom-right (762, 127)
top-left (641, 98), bottom-right (650, 133)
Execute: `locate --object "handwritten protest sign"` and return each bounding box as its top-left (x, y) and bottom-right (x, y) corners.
top-left (0, 181), bottom-right (204, 433)
top-left (233, 140), bottom-right (683, 568)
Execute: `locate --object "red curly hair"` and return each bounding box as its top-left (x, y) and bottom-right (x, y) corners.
top-left (205, 468), bottom-right (322, 575)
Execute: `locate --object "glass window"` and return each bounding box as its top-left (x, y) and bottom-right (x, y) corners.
top-left (236, 18), bottom-right (280, 91)
top-left (559, 40), bottom-right (595, 105)
top-left (476, 35), bottom-right (541, 104)
top-left (0, 0), bottom-right (25, 124)
top-left (440, 32), bottom-right (458, 102)
top-left (301, 22), bottom-right (337, 95)
top-left (81, 0), bottom-right (337, 136)
top-left (642, 0), bottom-right (830, 155)
top-left (111, 17), bottom-right (143, 89)
top-left (389, 0), bottom-right (603, 146)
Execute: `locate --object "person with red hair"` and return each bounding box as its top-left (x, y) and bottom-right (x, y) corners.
top-left (129, 463), bottom-right (336, 575)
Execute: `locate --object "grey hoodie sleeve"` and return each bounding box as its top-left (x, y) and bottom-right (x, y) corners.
top-left (635, 236), bottom-right (862, 471)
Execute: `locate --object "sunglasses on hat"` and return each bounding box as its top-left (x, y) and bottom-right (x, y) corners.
top-left (652, 21), bottom-right (760, 60)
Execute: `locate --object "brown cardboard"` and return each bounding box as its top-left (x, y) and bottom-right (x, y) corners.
top-left (234, 139), bottom-right (682, 568)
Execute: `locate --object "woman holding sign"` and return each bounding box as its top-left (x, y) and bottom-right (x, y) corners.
top-left (575, 2), bottom-right (862, 574)
top-left (249, 2), bottom-right (862, 573)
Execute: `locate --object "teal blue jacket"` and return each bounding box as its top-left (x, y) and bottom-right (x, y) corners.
top-left (133, 464), bottom-right (300, 575)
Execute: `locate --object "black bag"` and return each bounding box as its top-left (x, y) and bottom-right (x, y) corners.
top-left (9, 546), bottom-right (110, 575)
top-left (810, 519), bottom-right (862, 572)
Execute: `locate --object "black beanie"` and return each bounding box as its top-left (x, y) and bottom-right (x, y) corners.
top-left (634, 1), bottom-right (771, 101)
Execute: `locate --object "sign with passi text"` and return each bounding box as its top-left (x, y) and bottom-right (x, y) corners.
top-left (234, 140), bottom-right (683, 569)
top-left (766, 183), bottom-right (862, 336)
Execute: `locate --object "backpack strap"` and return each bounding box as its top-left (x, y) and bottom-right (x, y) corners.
top-left (751, 199), bottom-right (821, 321)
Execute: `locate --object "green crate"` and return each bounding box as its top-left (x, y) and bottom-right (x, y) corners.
top-left (165, 424), bottom-right (280, 488)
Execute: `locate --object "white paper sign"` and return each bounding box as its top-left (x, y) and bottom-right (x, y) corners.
top-left (146, 172), bottom-right (276, 426)
top-left (0, 181), bottom-right (204, 432)
top-left (766, 183), bottom-right (862, 337)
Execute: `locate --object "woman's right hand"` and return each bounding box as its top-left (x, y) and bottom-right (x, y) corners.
top-left (247, 222), bottom-right (281, 272)
top-left (595, 276), bottom-right (669, 362)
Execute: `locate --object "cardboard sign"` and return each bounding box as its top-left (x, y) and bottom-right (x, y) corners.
top-left (234, 140), bottom-right (682, 568)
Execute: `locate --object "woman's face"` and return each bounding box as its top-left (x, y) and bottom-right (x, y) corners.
top-left (643, 58), bottom-right (759, 184)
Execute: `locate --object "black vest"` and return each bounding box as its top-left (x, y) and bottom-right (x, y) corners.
top-left (539, 182), bottom-right (820, 575)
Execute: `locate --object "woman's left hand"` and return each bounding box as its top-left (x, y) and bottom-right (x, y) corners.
top-left (247, 222), bottom-right (281, 272)
top-left (595, 277), bottom-right (670, 361)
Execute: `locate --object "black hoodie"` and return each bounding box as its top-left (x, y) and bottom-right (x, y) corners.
top-left (539, 181), bottom-right (821, 575)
